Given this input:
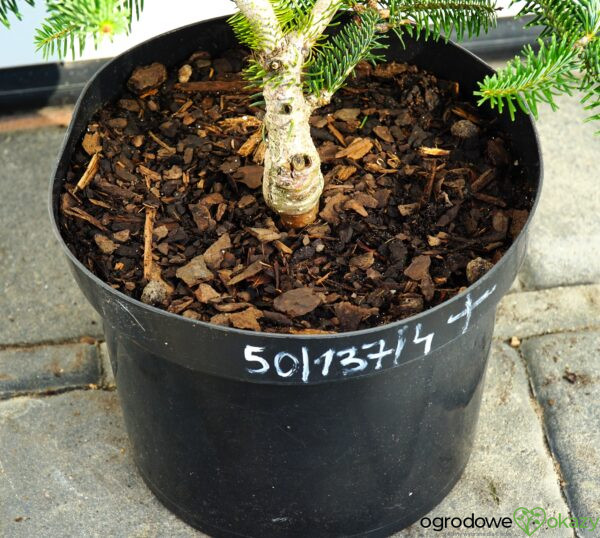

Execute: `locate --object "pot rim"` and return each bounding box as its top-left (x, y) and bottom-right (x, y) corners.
top-left (48, 14), bottom-right (544, 342)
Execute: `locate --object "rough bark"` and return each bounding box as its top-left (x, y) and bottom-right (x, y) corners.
top-left (235, 0), bottom-right (340, 224)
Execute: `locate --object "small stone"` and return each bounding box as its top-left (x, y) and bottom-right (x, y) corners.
top-left (178, 64), bottom-right (193, 83)
top-left (451, 119), bottom-right (479, 139)
top-left (466, 257), bottom-right (494, 284)
top-left (510, 336), bottom-right (521, 348)
top-left (140, 280), bottom-right (168, 305)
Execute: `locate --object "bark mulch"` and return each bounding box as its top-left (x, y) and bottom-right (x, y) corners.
top-left (59, 49), bottom-right (533, 333)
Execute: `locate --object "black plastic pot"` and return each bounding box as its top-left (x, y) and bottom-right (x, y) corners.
top-left (50, 16), bottom-right (542, 538)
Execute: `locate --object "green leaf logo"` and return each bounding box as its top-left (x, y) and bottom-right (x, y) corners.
top-left (513, 507), bottom-right (547, 536)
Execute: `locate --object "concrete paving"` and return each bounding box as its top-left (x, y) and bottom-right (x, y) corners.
top-left (522, 331), bottom-right (600, 525)
top-left (0, 72), bottom-right (599, 536)
top-left (0, 128), bottom-right (102, 346)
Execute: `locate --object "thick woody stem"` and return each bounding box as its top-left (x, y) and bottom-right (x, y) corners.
top-left (234, 0), bottom-right (342, 226)
top-left (262, 39), bottom-right (324, 222)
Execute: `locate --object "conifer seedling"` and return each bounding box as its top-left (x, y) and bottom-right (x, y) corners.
top-left (2, 0), bottom-right (598, 226)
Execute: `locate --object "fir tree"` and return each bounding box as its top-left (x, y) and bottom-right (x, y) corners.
top-left (2, 0), bottom-right (598, 225)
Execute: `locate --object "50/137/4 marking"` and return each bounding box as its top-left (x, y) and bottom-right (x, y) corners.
top-left (243, 327), bottom-right (425, 383)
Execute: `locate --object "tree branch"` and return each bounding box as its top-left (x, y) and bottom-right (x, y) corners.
top-left (234, 0), bottom-right (284, 53)
top-left (302, 0), bottom-right (342, 48)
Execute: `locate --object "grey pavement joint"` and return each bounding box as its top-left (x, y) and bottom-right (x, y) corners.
top-left (521, 331), bottom-right (600, 528)
top-left (0, 343), bottom-right (100, 399)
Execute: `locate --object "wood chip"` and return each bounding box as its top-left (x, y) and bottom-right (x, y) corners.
top-left (138, 164), bottom-right (161, 181)
top-left (247, 227), bottom-right (281, 242)
top-left (203, 233), bottom-right (232, 269)
top-left (219, 116), bottom-right (262, 133)
top-left (319, 193), bottom-right (348, 224)
top-left (229, 307), bottom-right (263, 331)
top-left (233, 165), bottom-right (263, 189)
top-left (274, 287), bottom-right (321, 317)
top-left (149, 131), bottom-right (176, 153)
top-left (472, 192), bottom-right (507, 207)
top-left (334, 108), bottom-right (361, 122)
top-left (113, 229), bottom-right (130, 242)
top-left (344, 199), bottom-right (368, 217)
top-left (94, 234), bottom-right (117, 254)
top-left (452, 106), bottom-right (480, 124)
top-left (194, 283), bottom-right (221, 303)
top-left (327, 164), bottom-right (357, 182)
top-left (419, 147), bottom-right (450, 157)
top-left (397, 203), bottom-right (420, 216)
top-left (336, 137), bottom-right (373, 160)
top-left (372, 125), bottom-right (394, 143)
top-left (510, 209), bottom-right (529, 239)
top-left (227, 260), bottom-right (264, 286)
top-left (404, 255), bottom-right (431, 281)
top-left (328, 123), bottom-right (347, 146)
top-left (350, 251), bottom-right (374, 271)
top-left (471, 169), bottom-right (496, 193)
top-left (63, 206), bottom-right (107, 232)
top-left (334, 302), bottom-right (378, 331)
top-left (176, 255), bottom-right (214, 286)
top-left (128, 63), bottom-right (167, 93)
top-left (143, 207), bottom-right (157, 281)
top-left (237, 195), bottom-right (256, 209)
top-left (175, 80), bottom-right (251, 93)
top-left (274, 240), bottom-right (293, 255)
top-left (75, 153), bottom-right (100, 192)
top-left (238, 130), bottom-right (262, 157)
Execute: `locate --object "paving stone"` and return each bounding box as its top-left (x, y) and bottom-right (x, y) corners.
top-left (397, 343), bottom-right (570, 536)
top-left (494, 284), bottom-right (600, 340)
top-left (518, 94), bottom-right (600, 289)
top-left (0, 390), bottom-right (203, 537)
top-left (0, 128), bottom-right (103, 346)
top-left (0, 343), bottom-right (100, 398)
top-left (521, 331), bottom-right (600, 525)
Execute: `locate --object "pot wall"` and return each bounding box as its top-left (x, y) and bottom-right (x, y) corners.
top-left (50, 15), bottom-right (542, 538)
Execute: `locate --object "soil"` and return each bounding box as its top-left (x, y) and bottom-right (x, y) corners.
top-left (59, 48), bottom-right (534, 334)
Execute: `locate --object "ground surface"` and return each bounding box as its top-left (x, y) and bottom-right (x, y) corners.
top-left (1, 85), bottom-right (599, 537)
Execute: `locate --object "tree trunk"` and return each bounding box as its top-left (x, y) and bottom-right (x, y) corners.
top-left (261, 41), bottom-right (323, 227)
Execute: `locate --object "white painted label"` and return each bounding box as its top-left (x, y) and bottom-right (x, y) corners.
top-left (243, 285), bottom-right (497, 382)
